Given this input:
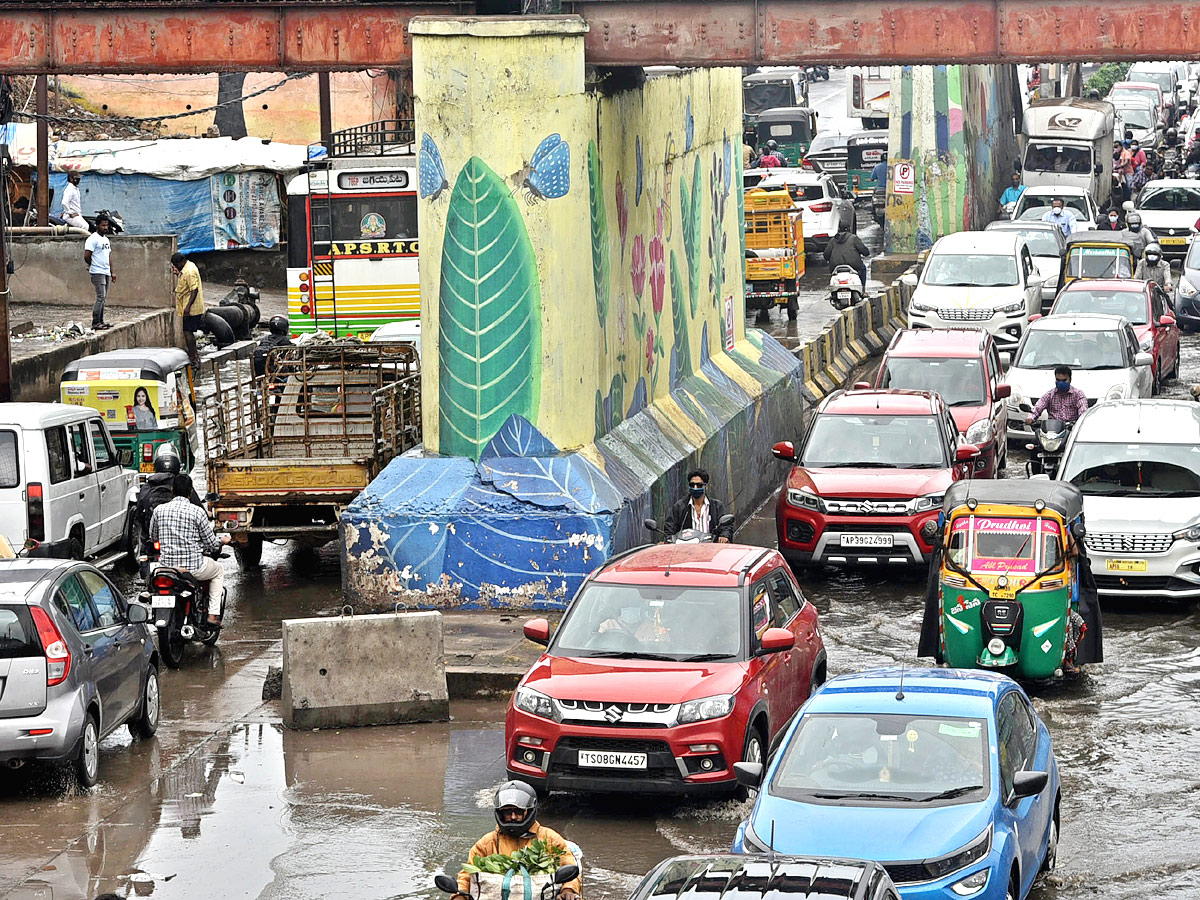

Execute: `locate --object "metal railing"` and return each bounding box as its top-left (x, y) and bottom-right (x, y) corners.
top-left (330, 119), bottom-right (416, 158)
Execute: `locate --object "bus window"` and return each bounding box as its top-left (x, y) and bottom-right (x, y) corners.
top-left (287, 195), bottom-right (309, 268)
top-left (332, 197), bottom-right (418, 241)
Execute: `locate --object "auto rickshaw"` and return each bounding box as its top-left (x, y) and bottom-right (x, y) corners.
top-left (925, 480), bottom-right (1088, 680)
top-left (846, 132), bottom-right (888, 200)
top-left (744, 187), bottom-right (804, 319)
top-left (1058, 231), bottom-right (1143, 292)
top-left (60, 347), bottom-right (198, 475)
top-left (751, 107), bottom-right (818, 164)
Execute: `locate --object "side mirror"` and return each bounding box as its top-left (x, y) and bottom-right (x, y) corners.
top-left (1094, 163), bottom-right (1102, 174)
top-left (900, 273), bottom-right (919, 288)
top-left (523, 617), bottom-right (550, 646)
top-left (206, 491), bottom-right (219, 503)
top-left (758, 627), bottom-right (795, 654)
top-left (772, 440), bottom-right (796, 461)
top-left (1123, 200), bottom-right (1134, 212)
top-left (1160, 314), bottom-right (1177, 326)
top-left (999, 351), bottom-right (1013, 367)
top-left (1070, 521), bottom-right (1087, 540)
top-left (643, 517), bottom-right (661, 532)
top-left (956, 443), bottom-right (981, 461)
top-left (127, 603), bottom-right (149, 624)
top-left (1135, 351), bottom-right (1153, 368)
top-left (734, 761), bottom-right (764, 789)
top-left (853, 381), bottom-right (871, 389)
top-left (554, 866), bottom-right (580, 886)
top-left (434, 875), bottom-right (459, 894)
top-left (1029, 313), bottom-right (1043, 322)
top-left (117, 448), bottom-right (134, 467)
top-left (1011, 770), bottom-right (1049, 800)
top-left (718, 514), bottom-right (735, 527)
top-left (994, 384), bottom-right (1012, 400)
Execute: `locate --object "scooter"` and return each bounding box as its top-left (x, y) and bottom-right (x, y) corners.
top-left (828, 265), bottom-right (865, 310)
top-left (138, 548), bottom-right (228, 668)
top-left (644, 514), bottom-right (734, 544)
top-left (1026, 418), bottom-right (1073, 479)
top-left (436, 864), bottom-right (581, 900)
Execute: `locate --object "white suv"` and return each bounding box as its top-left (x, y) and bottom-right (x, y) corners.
top-left (908, 231), bottom-right (1044, 352)
top-left (754, 169), bottom-right (856, 254)
top-left (1058, 399), bottom-right (1200, 600)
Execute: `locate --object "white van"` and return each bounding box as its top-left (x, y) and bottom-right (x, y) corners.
top-left (0, 404), bottom-right (138, 562)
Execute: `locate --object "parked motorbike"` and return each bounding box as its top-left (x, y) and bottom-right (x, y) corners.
top-left (84, 209), bottom-right (125, 234)
top-left (828, 265), bottom-right (865, 310)
top-left (138, 548), bottom-right (228, 668)
top-left (644, 515), bottom-right (734, 544)
top-left (435, 864), bottom-right (580, 900)
top-left (804, 65), bottom-right (831, 82)
top-left (1026, 418), bottom-right (1073, 479)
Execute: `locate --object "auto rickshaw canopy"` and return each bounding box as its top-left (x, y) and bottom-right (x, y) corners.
top-left (61, 347), bottom-right (192, 383)
top-left (943, 479), bottom-right (1083, 522)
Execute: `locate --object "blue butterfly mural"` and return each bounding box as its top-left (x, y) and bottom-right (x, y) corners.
top-left (635, 135), bottom-right (644, 207)
top-left (723, 134), bottom-right (732, 195)
top-left (515, 134), bottom-right (571, 202)
top-left (418, 133), bottom-right (449, 200)
top-left (685, 97), bottom-right (695, 152)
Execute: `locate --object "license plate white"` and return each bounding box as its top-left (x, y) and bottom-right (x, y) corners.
top-left (151, 595), bottom-right (176, 608)
top-left (837, 290), bottom-right (852, 299)
top-left (840, 533), bottom-right (894, 548)
top-left (577, 750), bottom-right (648, 769)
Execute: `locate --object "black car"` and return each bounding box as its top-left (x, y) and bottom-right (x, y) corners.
top-left (630, 855), bottom-right (899, 900)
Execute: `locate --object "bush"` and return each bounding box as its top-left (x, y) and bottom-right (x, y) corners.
top-left (1086, 63), bottom-right (1133, 98)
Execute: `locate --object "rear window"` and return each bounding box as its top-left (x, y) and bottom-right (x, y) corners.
top-left (0, 431), bottom-right (18, 489)
top-left (0, 605), bottom-right (39, 659)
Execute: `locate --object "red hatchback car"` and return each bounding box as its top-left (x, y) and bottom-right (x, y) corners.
top-left (1049, 278), bottom-right (1180, 390)
top-left (506, 544), bottom-right (825, 796)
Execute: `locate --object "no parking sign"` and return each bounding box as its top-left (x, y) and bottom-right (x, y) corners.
top-left (893, 162), bottom-right (915, 194)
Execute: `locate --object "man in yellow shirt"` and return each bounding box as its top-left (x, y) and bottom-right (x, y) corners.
top-left (171, 252), bottom-right (206, 367)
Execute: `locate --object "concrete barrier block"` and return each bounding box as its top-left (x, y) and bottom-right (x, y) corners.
top-left (282, 611), bottom-right (450, 729)
top-left (836, 311), bottom-right (863, 372)
top-left (825, 326), bottom-right (851, 383)
top-left (801, 343), bottom-right (824, 404)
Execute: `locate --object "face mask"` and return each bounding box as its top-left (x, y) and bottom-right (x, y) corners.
top-left (1148, 255), bottom-right (1160, 264)
top-left (1109, 214), bottom-right (1119, 223)
top-left (689, 484), bottom-right (706, 498)
top-left (1055, 380), bottom-right (1070, 392)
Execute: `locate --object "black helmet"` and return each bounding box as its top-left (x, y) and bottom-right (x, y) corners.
top-left (766, 140), bottom-right (778, 151)
top-left (152, 443), bottom-right (181, 476)
top-left (494, 780), bottom-right (538, 837)
top-left (269, 315), bottom-right (289, 336)
top-left (1167, 127), bottom-right (1179, 145)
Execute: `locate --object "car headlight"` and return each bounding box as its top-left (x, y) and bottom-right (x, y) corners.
top-left (949, 869), bottom-right (989, 896)
top-left (677, 694), bottom-right (736, 725)
top-left (911, 492), bottom-right (945, 513)
top-left (925, 825), bottom-right (993, 880)
top-left (1178, 275), bottom-right (1198, 298)
top-left (1105, 384), bottom-right (1128, 401)
top-left (1172, 524), bottom-right (1200, 542)
top-left (910, 298), bottom-right (935, 312)
top-left (1139, 334), bottom-right (1154, 351)
top-left (999, 299), bottom-right (1025, 313)
top-left (513, 687), bottom-right (558, 721)
top-left (964, 418), bottom-right (992, 445)
top-left (787, 487), bottom-right (824, 512)
top-left (741, 821), bottom-right (771, 853)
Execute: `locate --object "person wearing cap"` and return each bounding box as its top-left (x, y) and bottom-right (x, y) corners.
top-left (1135, 243), bottom-right (1173, 291)
top-left (1041, 197), bottom-right (1077, 237)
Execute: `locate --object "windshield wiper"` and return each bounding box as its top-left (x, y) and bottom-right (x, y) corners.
top-left (905, 463), bottom-right (947, 469)
top-left (947, 399), bottom-right (983, 407)
top-left (818, 461), bottom-right (899, 468)
top-left (811, 791), bottom-right (918, 802)
top-left (586, 651), bottom-right (680, 661)
top-left (678, 652), bottom-right (737, 662)
top-left (920, 785), bottom-right (984, 802)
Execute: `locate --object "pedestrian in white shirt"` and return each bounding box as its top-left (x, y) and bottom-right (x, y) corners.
top-left (83, 214), bottom-right (114, 330)
top-left (60, 172), bottom-right (87, 230)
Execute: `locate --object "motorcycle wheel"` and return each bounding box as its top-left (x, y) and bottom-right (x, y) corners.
top-left (159, 620), bottom-right (185, 669)
top-left (200, 624), bottom-right (221, 647)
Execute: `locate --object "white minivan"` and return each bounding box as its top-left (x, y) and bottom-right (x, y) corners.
top-left (907, 231), bottom-right (1044, 353)
top-left (0, 404), bottom-right (138, 561)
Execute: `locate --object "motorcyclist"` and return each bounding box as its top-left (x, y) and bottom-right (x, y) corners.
top-left (824, 214), bottom-right (871, 289)
top-left (663, 468), bottom-right (734, 542)
top-left (149, 474), bottom-right (232, 626)
top-left (757, 140), bottom-right (785, 168)
top-left (135, 444), bottom-right (202, 576)
top-left (1025, 365), bottom-right (1088, 427)
top-left (453, 782), bottom-right (581, 900)
top-left (1125, 211), bottom-right (1157, 245)
top-left (1135, 242), bottom-right (1174, 291)
top-left (1096, 207), bottom-right (1124, 231)
top-left (252, 315), bottom-right (294, 379)
top-left (1163, 128), bottom-right (1183, 175)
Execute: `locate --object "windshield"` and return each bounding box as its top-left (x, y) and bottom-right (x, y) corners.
top-left (946, 516), bottom-right (1063, 575)
top-left (878, 357), bottom-right (986, 407)
top-left (1129, 71), bottom-right (1173, 93)
top-left (991, 227), bottom-right (1060, 256)
top-left (1024, 143), bottom-right (1093, 175)
top-left (1065, 247), bottom-right (1133, 279)
top-left (1137, 186), bottom-right (1200, 211)
top-left (1116, 107), bottom-right (1154, 130)
top-left (1053, 289), bottom-right (1148, 324)
top-left (551, 583), bottom-right (743, 660)
top-left (1017, 193), bottom-right (1089, 220)
top-left (1111, 88), bottom-right (1158, 107)
top-left (808, 134), bottom-right (850, 154)
top-left (802, 414), bottom-right (947, 468)
top-left (1187, 240), bottom-right (1200, 269)
top-left (770, 713), bottom-right (990, 804)
top-left (923, 252), bottom-right (1019, 287)
top-left (1062, 442), bottom-right (1200, 496)
top-left (327, 196), bottom-right (417, 241)
top-left (1015, 328), bottom-right (1126, 369)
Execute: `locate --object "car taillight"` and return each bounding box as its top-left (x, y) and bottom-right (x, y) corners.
top-left (810, 201), bottom-right (833, 213)
top-left (26, 482), bottom-right (45, 542)
top-left (152, 573), bottom-right (175, 591)
top-left (30, 606), bottom-right (70, 686)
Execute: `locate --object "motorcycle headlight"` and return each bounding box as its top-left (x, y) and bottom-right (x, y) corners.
top-left (999, 299), bottom-right (1025, 313)
top-left (911, 492), bottom-right (946, 513)
top-left (925, 825), bottom-right (993, 880)
top-left (964, 418), bottom-right (992, 445)
top-left (1178, 276), bottom-right (1198, 298)
top-left (677, 694), bottom-right (736, 725)
top-left (787, 487), bottom-right (825, 512)
top-left (1105, 384), bottom-right (1128, 401)
top-left (1172, 524), bottom-right (1200, 542)
top-left (513, 687), bottom-right (558, 721)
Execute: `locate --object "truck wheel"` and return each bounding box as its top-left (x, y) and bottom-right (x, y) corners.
top-left (235, 535), bottom-right (263, 566)
top-left (787, 296), bottom-right (799, 320)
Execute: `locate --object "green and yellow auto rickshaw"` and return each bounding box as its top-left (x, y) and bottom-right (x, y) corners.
top-left (846, 132), bottom-right (888, 200)
top-left (1058, 231), bottom-right (1142, 292)
top-left (752, 107), bottom-right (819, 164)
top-left (61, 347), bottom-right (198, 475)
top-left (926, 480), bottom-right (1088, 680)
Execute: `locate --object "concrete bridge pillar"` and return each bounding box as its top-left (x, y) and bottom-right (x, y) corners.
top-left (340, 16), bottom-right (804, 608)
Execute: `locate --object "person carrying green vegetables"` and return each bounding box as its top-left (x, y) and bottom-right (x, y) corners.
top-left (454, 781), bottom-right (582, 900)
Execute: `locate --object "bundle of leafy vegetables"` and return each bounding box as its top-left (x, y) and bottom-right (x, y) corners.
top-left (463, 840), bottom-right (565, 875)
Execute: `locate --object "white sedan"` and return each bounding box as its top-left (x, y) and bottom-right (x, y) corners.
top-left (1134, 179), bottom-right (1200, 258)
top-left (1012, 185), bottom-right (1099, 232)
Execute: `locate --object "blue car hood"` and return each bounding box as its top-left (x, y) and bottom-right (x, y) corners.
top-left (748, 792), bottom-right (994, 861)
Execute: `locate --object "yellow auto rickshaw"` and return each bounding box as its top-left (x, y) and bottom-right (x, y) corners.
top-left (1058, 230), bottom-right (1143, 292)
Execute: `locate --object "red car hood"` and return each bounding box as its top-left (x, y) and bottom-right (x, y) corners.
top-left (1134, 323), bottom-right (1151, 346)
top-left (949, 405), bottom-right (987, 435)
top-left (791, 466), bottom-right (954, 498)
top-left (522, 654), bottom-right (749, 704)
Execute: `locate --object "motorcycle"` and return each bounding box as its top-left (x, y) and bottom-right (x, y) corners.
top-left (804, 65), bottom-right (830, 82)
top-left (643, 514), bottom-right (734, 544)
top-left (436, 864), bottom-right (581, 900)
top-left (83, 209), bottom-right (125, 234)
top-left (138, 548), bottom-right (228, 668)
top-left (1026, 418), bottom-right (1073, 479)
top-left (828, 265), bottom-right (864, 310)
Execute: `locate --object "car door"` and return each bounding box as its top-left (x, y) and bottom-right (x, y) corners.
top-left (996, 691), bottom-right (1045, 891)
top-left (1151, 285), bottom-right (1180, 376)
top-left (748, 576), bottom-right (790, 742)
top-left (88, 420), bottom-right (127, 549)
top-left (1125, 323), bottom-right (1153, 396)
top-left (76, 568), bottom-right (143, 723)
top-left (54, 573), bottom-right (125, 731)
top-left (65, 421), bottom-right (102, 553)
top-left (987, 344), bottom-right (1009, 450)
top-left (770, 568), bottom-right (821, 708)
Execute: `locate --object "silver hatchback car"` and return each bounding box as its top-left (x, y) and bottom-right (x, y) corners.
top-left (0, 559), bottom-right (160, 786)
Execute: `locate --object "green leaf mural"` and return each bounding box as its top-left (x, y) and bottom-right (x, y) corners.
top-left (438, 157), bottom-right (542, 460)
top-left (670, 250), bottom-right (692, 378)
top-left (680, 155), bottom-right (703, 317)
top-left (588, 140), bottom-right (611, 351)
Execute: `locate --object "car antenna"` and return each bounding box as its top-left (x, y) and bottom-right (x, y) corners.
top-left (768, 819), bottom-right (777, 864)
top-left (896, 662), bottom-right (906, 701)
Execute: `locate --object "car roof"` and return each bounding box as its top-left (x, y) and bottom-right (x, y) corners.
top-left (887, 327), bottom-right (988, 358)
top-left (1023, 184), bottom-right (1088, 196)
top-left (642, 855), bottom-right (883, 900)
top-left (1075, 399), bottom-right (1200, 444)
top-left (1113, 81), bottom-right (1162, 91)
top-left (759, 171), bottom-right (823, 186)
top-left (808, 667), bottom-right (1007, 717)
top-left (821, 389), bottom-right (939, 415)
top-left (597, 543), bottom-right (770, 586)
top-left (1032, 312), bottom-right (1129, 332)
top-left (1059, 278), bottom-right (1148, 293)
top-left (0, 402), bottom-right (100, 428)
top-left (0, 559), bottom-right (72, 595)
top-left (1139, 178), bottom-right (1198, 189)
top-left (985, 220), bottom-right (1059, 234)
top-left (932, 230), bottom-right (1021, 253)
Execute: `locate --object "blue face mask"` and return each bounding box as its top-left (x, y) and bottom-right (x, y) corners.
top-left (1055, 380), bottom-right (1070, 392)
top-left (689, 484), bottom-right (706, 498)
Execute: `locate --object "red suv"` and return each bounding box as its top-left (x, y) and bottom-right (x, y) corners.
top-left (873, 327), bottom-right (1010, 477)
top-left (506, 544), bottom-right (825, 796)
top-left (773, 388), bottom-right (979, 567)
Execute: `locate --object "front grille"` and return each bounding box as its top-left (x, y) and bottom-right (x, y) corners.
top-left (558, 700), bottom-right (673, 714)
top-left (834, 523), bottom-right (914, 534)
top-left (824, 498), bottom-right (911, 515)
top-left (1094, 575), bottom-right (1171, 591)
top-left (883, 863), bottom-right (929, 885)
top-left (936, 307), bottom-right (994, 321)
top-left (1087, 532), bottom-right (1174, 554)
top-left (556, 737), bottom-right (670, 753)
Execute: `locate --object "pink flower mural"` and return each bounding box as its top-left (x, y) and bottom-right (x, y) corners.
top-left (630, 234), bottom-right (647, 300)
top-left (646, 326), bottom-right (656, 372)
top-left (648, 233), bottom-right (665, 316)
top-left (615, 172), bottom-right (629, 259)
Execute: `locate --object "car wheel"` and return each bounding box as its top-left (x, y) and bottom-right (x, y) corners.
top-left (122, 509), bottom-right (140, 573)
top-left (735, 725), bottom-right (767, 800)
top-left (75, 714), bottom-right (99, 788)
top-left (130, 666), bottom-right (161, 739)
top-left (1006, 871), bottom-right (1019, 900)
top-left (1041, 800), bottom-right (1060, 873)
top-left (1168, 350), bottom-right (1180, 381)
top-left (68, 536), bottom-right (84, 561)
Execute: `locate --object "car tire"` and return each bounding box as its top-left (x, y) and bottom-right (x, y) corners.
top-left (122, 507), bottom-right (140, 574)
top-left (1005, 870), bottom-right (1019, 900)
top-left (68, 536), bottom-right (84, 561)
top-left (75, 714), bottom-right (100, 788)
top-left (1041, 799), bottom-right (1060, 873)
top-left (735, 724), bottom-right (767, 801)
top-left (130, 666), bottom-right (161, 739)
top-left (1168, 350), bottom-right (1180, 381)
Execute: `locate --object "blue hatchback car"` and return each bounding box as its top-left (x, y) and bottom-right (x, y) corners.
top-left (731, 668), bottom-right (1059, 900)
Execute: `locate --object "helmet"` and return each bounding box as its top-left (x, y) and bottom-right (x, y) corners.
top-left (1126, 212), bottom-right (1142, 230)
top-left (1167, 128), bottom-right (1179, 145)
top-left (766, 140), bottom-right (778, 151)
top-left (152, 443), bottom-right (181, 476)
top-left (1145, 242), bottom-right (1162, 261)
top-left (494, 780), bottom-right (538, 837)
top-left (269, 315), bottom-right (289, 336)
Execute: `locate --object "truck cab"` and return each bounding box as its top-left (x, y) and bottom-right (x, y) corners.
top-left (1020, 98), bottom-right (1115, 209)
